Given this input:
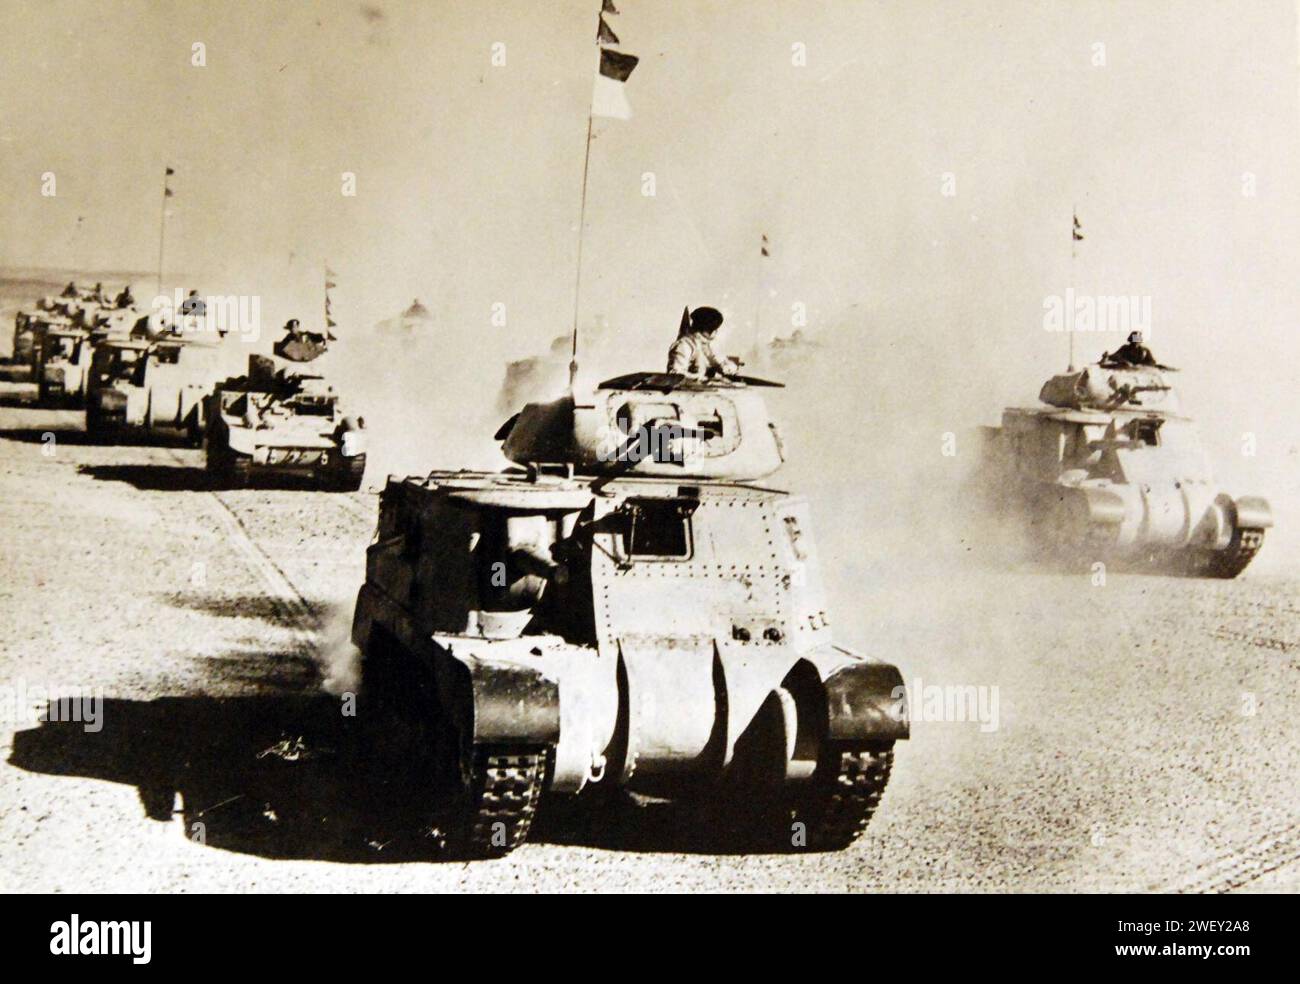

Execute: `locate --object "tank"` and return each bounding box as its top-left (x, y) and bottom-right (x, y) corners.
top-left (84, 334), bottom-right (221, 444)
top-left (978, 360), bottom-right (1271, 577)
top-left (37, 326), bottom-right (95, 406)
top-left (205, 350), bottom-right (366, 490)
top-left (350, 370), bottom-right (909, 858)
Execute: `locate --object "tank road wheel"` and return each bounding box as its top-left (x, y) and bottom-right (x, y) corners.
top-left (460, 745), bottom-right (549, 859)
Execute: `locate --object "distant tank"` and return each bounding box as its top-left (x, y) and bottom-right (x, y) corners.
top-left (13, 297), bottom-right (75, 367)
top-left (84, 334), bottom-right (221, 444)
top-left (37, 308), bottom-right (136, 406)
top-left (978, 359), bottom-right (1271, 577)
top-left (205, 351), bottom-right (366, 490)
top-left (351, 370), bottom-right (908, 857)
top-left (37, 326), bottom-right (97, 406)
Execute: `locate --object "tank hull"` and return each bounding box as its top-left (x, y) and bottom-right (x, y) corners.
top-left (979, 402), bottom-right (1271, 578)
top-left (350, 468), bottom-right (907, 856)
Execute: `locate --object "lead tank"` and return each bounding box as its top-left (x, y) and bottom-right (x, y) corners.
top-left (351, 370), bottom-right (908, 857)
top-left (979, 360), bottom-right (1271, 576)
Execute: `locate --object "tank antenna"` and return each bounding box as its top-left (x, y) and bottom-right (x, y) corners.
top-left (569, 3), bottom-right (641, 390)
top-left (157, 166), bottom-right (174, 298)
top-left (569, 110), bottom-right (595, 392)
top-left (1068, 206), bottom-right (1082, 371)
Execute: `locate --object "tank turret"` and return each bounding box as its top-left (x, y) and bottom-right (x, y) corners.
top-left (496, 371), bottom-right (786, 481)
top-left (1038, 363), bottom-right (1181, 414)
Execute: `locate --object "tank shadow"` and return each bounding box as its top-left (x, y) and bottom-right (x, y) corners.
top-left (77, 462), bottom-right (210, 490)
top-left (532, 795), bottom-right (793, 856)
top-left (9, 692), bottom-right (799, 861)
top-left (8, 696), bottom-right (452, 864)
top-left (0, 427), bottom-right (99, 445)
top-left (164, 592), bottom-right (322, 629)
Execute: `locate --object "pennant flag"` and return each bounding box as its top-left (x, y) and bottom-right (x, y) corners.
top-left (591, 2), bottom-right (638, 121)
top-left (164, 188), bottom-right (174, 197)
top-left (599, 48), bottom-right (638, 81)
top-left (165, 166), bottom-right (175, 175)
top-left (597, 16), bottom-right (620, 45)
top-left (593, 49), bottom-right (639, 119)
top-left (323, 264), bottom-right (338, 340)
top-left (1072, 213), bottom-right (1084, 242)
top-left (678, 305), bottom-right (691, 337)
top-left (761, 233), bottom-right (770, 257)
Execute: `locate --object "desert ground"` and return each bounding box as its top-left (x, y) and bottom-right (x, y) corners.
top-left (1, 362), bottom-right (1297, 892)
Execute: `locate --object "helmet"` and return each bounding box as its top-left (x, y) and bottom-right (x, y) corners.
top-left (1127, 330), bottom-right (1143, 345)
top-left (285, 318), bottom-right (301, 331)
top-left (691, 306), bottom-right (724, 333)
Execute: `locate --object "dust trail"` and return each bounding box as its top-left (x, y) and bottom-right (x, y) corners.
top-left (313, 601), bottom-right (362, 697)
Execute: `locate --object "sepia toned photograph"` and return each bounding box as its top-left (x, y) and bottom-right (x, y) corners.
top-left (1, 0), bottom-right (1297, 930)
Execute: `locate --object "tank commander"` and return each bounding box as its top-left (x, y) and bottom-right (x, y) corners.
top-left (274, 318), bottom-right (329, 362)
top-left (90, 281), bottom-right (107, 303)
top-left (180, 289), bottom-right (205, 316)
top-left (667, 306), bottom-right (740, 380)
top-left (61, 281), bottom-right (79, 298)
top-left (1106, 330), bottom-right (1157, 367)
top-left (114, 284), bottom-right (135, 309)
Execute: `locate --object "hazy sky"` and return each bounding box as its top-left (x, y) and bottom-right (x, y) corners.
top-left (3, 1), bottom-right (1298, 419)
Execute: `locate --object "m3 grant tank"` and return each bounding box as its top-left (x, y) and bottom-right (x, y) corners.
top-left (84, 334), bottom-right (221, 444)
top-left (205, 353), bottom-right (366, 490)
top-left (979, 360), bottom-right (1271, 577)
top-left (351, 370), bottom-right (908, 858)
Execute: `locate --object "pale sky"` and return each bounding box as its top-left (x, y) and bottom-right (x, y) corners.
top-left (2, 0), bottom-right (1298, 433)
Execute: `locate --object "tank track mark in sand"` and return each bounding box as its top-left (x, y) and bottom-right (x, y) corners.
top-left (466, 746), bottom-right (549, 858)
top-left (159, 446), bottom-right (320, 655)
top-left (1157, 820), bottom-right (1300, 894)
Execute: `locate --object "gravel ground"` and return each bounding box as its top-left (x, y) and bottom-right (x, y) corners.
top-left (2, 384), bottom-right (1298, 893)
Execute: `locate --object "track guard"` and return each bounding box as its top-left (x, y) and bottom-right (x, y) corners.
top-left (823, 660), bottom-right (909, 743)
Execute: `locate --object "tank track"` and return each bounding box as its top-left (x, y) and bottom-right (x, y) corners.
top-left (1204, 527), bottom-right (1265, 579)
top-left (800, 743), bottom-right (894, 850)
top-left (465, 746), bottom-right (548, 858)
top-left (1176, 526), bottom-right (1266, 579)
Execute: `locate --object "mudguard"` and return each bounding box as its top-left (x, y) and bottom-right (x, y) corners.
top-left (354, 583), bottom-right (561, 747)
top-left (450, 655), bottom-right (560, 746)
top-left (823, 660), bottom-right (910, 743)
top-left (1234, 496), bottom-right (1273, 531)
